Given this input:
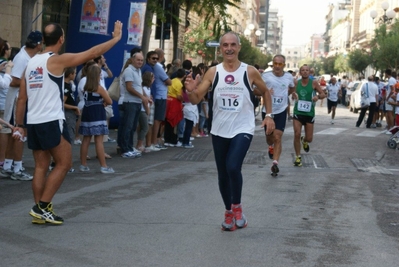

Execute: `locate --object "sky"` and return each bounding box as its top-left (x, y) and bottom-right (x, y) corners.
top-left (270, 0), bottom-right (333, 50)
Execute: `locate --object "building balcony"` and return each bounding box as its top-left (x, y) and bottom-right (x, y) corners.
top-left (352, 30), bottom-right (367, 43)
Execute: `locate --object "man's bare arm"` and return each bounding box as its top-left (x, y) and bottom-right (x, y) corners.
top-left (48, 21), bottom-right (123, 76)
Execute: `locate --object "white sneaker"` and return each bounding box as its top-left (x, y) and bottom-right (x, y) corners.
top-left (122, 152), bottom-right (133, 158)
top-left (147, 145), bottom-right (161, 152)
top-left (331, 119), bottom-right (334, 124)
top-left (175, 141), bottom-right (183, 147)
top-left (131, 149), bottom-right (142, 157)
top-left (74, 139), bottom-right (82, 145)
top-left (79, 165), bottom-right (90, 172)
top-left (386, 130), bottom-right (392, 135)
top-left (183, 144), bottom-right (194, 149)
top-left (164, 142), bottom-right (175, 147)
top-left (11, 171), bottom-right (33, 181)
top-left (100, 166), bottom-right (115, 174)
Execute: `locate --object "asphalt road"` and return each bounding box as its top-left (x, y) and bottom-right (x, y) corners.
top-left (1, 102), bottom-right (398, 267)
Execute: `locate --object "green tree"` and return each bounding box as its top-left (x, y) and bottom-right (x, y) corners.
top-left (322, 56), bottom-right (338, 75)
top-left (183, 22), bottom-right (218, 63)
top-left (334, 54), bottom-right (348, 74)
top-left (237, 36), bottom-right (271, 68)
top-left (298, 57), bottom-right (313, 67)
top-left (142, 0), bottom-right (240, 59)
top-left (370, 22), bottom-right (399, 71)
top-left (347, 49), bottom-right (372, 77)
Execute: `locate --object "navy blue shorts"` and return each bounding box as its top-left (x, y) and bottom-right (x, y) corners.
top-left (154, 99), bottom-right (166, 121)
top-left (27, 120), bottom-right (70, 150)
top-left (262, 109), bottom-right (287, 132)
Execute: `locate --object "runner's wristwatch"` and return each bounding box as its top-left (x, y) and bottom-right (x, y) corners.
top-left (265, 113), bottom-right (274, 119)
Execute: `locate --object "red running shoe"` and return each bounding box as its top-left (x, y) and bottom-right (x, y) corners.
top-left (221, 210), bottom-right (236, 231)
top-left (232, 204), bottom-right (248, 229)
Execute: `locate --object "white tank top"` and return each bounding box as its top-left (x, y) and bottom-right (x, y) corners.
top-left (210, 62), bottom-right (255, 138)
top-left (261, 71), bottom-right (294, 114)
top-left (25, 52), bottom-right (65, 124)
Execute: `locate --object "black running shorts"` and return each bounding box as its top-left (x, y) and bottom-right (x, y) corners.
top-left (293, 114), bottom-right (315, 125)
top-left (27, 120), bottom-right (70, 150)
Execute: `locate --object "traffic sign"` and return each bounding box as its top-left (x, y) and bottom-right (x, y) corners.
top-left (206, 40), bottom-right (220, 47)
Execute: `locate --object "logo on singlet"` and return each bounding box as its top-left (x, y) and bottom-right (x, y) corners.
top-left (225, 75), bottom-right (238, 85)
top-left (29, 67), bottom-right (43, 80)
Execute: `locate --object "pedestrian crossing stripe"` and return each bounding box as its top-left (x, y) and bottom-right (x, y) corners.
top-left (255, 126), bottom-right (384, 137)
top-left (355, 130), bottom-right (382, 137)
top-left (315, 128), bottom-right (347, 135)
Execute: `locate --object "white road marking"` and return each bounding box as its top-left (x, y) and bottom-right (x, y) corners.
top-left (315, 128), bottom-right (347, 135)
top-left (356, 130), bottom-right (382, 137)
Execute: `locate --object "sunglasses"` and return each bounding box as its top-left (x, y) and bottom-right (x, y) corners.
top-left (273, 62), bottom-right (285, 67)
top-left (151, 57), bottom-right (159, 60)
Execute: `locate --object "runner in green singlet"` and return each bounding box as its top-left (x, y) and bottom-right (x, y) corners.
top-left (291, 64), bottom-right (326, 167)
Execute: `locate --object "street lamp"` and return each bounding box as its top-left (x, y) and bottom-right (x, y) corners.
top-left (244, 23), bottom-right (262, 46)
top-left (370, 1), bottom-right (396, 24)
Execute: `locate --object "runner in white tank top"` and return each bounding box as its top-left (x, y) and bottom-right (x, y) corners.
top-left (210, 62), bottom-right (255, 138)
top-left (183, 32), bottom-right (275, 231)
top-left (25, 52), bottom-right (65, 124)
top-left (261, 55), bottom-right (295, 176)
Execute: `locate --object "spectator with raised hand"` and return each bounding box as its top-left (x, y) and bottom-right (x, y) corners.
top-left (13, 21), bottom-right (122, 225)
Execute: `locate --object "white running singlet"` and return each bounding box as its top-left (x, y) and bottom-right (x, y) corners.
top-left (261, 71), bottom-right (294, 114)
top-left (25, 52), bottom-right (65, 124)
top-left (210, 62), bottom-right (255, 138)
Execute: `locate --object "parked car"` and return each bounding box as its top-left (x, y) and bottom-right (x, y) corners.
top-left (349, 81), bottom-right (366, 113)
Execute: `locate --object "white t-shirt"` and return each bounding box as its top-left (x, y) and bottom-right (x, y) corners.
top-left (141, 85), bottom-right (151, 112)
top-left (0, 71), bottom-right (11, 110)
top-left (4, 46), bottom-right (32, 122)
top-left (363, 82), bottom-right (378, 103)
top-left (100, 69), bottom-right (109, 89)
top-left (261, 71), bottom-right (294, 114)
top-left (326, 83), bottom-right (340, 102)
top-left (387, 76), bottom-right (396, 100)
top-left (77, 77), bottom-right (86, 110)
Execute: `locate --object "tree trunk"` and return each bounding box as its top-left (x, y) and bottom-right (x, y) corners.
top-left (171, 3), bottom-right (180, 60)
top-left (141, 8), bottom-right (154, 56)
top-left (21, 0), bottom-right (38, 47)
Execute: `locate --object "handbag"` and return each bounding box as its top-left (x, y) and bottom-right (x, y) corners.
top-left (108, 76), bottom-right (120, 101)
top-left (360, 83), bottom-right (370, 109)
